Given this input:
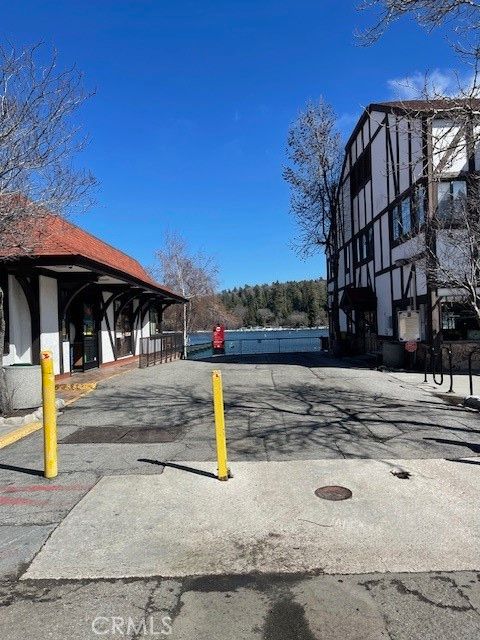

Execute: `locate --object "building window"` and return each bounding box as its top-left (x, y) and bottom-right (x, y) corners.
top-left (354, 228), bottom-right (374, 263)
top-left (344, 245), bottom-right (350, 274)
top-left (356, 235), bottom-right (362, 262)
top-left (350, 147), bottom-right (372, 198)
top-left (149, 306), bottom-right (162, 336)
top-left (347, 313), bottom-right (353, 334)
top-left (393, 192), bottom-right (418, 241)
top-left (393, 204), bottom-right (402, 240)
top-left (115, 300), bottom-right (133, 358)
top-left (441, 301), bottom-right (480, 340)
top-left (367, 227), bottom-right (374, 258)
top-left (401, 198), bottom-right (411, 235)
top-left (414, 184), bottom-right (426, 226)
top-left (437, 180), bottom-right (467, 222)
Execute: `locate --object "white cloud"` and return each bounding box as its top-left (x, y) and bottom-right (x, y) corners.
top-left (387, 68), bottom-right (475, 99)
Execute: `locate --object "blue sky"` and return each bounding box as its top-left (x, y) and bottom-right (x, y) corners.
top-left (2, 1), bottom-right (462, 289)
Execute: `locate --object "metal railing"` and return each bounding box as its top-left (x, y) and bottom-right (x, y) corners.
top-left (223, 335), bottom-right (323, 356)
top-left (468, 347), bottom-right (480, 396)
top-left (139, 333), bottom-right (183, 369)
top-left (187, 335), bottom-right (326, 360)
top-left (186, 342), bottom-right (212, 358)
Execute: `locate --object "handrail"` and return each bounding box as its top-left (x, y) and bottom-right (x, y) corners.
top-left (187, 334), bottom-right (325, 359)
top-left (226, 335), bottom-right (322, 342)
top-left (227, 335), bottom-right (323, 356)
top-left (139, 333), bottom-right (183, 369)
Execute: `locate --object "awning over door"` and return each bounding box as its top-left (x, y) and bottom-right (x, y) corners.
top-left (340, 286), bottom-right (377, 312)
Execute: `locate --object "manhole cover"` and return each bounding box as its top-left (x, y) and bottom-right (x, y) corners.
top-left (315, 486), bottom-right (352, 501)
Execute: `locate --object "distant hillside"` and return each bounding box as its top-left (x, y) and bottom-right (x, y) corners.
top-left (219, 278), bottom-right (327, 328)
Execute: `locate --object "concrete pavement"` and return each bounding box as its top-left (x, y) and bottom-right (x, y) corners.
top-left (1, 353), bottom-right (480, 638)
top-left (24, 457), bottom-right (480, 579)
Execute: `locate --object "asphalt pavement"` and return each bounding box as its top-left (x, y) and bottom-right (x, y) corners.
top-left (1, 353), bottom-right (480, 639)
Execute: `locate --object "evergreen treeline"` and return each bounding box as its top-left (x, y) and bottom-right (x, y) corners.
top-left (219, 278), bottom-right (327, 328)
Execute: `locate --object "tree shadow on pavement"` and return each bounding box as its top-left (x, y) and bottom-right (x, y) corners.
top-left (58, 364), bottom-right (480, 461)
top-left (138, 459), bottom-right (217, 479)
top-left (193, 352), bottom-right (373, 369)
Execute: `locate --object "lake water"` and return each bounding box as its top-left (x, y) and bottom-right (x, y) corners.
top-left (187, 327), bottom-right (329, 358)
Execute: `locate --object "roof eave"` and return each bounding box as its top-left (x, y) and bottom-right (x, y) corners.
top-left (1, 253), bottom-right (186, 303)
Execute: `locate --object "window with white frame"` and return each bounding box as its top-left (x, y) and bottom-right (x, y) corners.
top-left (414, 184), bottom-right (426, 226)
top-left (393, 187), bottom-right (425, 241)
top-left (401, 198), bottom-right (411, 235)
top-left (437, 180), bottom-right (467, 221)
top-left (355, 227), bottom-right (373, 263)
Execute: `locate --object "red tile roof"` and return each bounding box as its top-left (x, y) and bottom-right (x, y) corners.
top-left (1, 213), bottom-right (184, 300)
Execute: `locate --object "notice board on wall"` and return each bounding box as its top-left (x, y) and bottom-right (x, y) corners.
top-left (398, 310), bottom-right (420, 342)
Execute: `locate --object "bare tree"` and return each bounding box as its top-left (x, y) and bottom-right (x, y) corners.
top-left (283, 98), bottom-right (343, 344)
top-left (0, 43), bottom-right (96, 412)
top-left (0, 44), bottom-right (95, 236)
top-left (358, 0), bottom-right (480, 43)
top-left (357, 0), bottom-right (480, 339)
top-left (424, 175), bottom-right (480, 326)
top-left (154, 231), bottom-right (220, 356)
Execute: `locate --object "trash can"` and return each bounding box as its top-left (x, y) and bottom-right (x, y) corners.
top-left (3, 364), bottom-right (42, 410)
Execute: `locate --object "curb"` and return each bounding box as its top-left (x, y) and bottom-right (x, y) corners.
top-left (55, 381), bottom-right (97, 392)
top-left (0, 421), bottom-right (42, 449)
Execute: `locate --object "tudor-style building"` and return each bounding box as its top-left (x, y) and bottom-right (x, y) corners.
top-left (327, 99), bottom-right (480, 364)
top-left (0, 214), bottom-right (185, 375)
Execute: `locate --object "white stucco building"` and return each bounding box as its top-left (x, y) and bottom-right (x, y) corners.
top-left (0, 214), bottom-right (185, 376)
top-left (327, 99), bottom-right (480, 364)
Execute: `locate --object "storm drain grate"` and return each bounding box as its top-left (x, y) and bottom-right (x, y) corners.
top-left (315, 485), bottom-right (352, 501)
top-left (60, 426), bottom-right (177, 444)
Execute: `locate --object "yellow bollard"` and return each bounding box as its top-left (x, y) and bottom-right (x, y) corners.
top-left (41, 350), bottom-right (58, 479)
top-left (212, 369), bottom-right (229, 481)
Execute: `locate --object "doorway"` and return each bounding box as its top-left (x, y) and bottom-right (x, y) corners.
top-left (356, 310), bottom-right (377, 354)
top-left (115, 300), bottom-right (134, 358)
top-left (69, 296), bottom-right (100, 372)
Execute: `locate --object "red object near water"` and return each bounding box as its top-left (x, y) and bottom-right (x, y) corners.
top-left (212, 324), bottom-right (225, 350)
